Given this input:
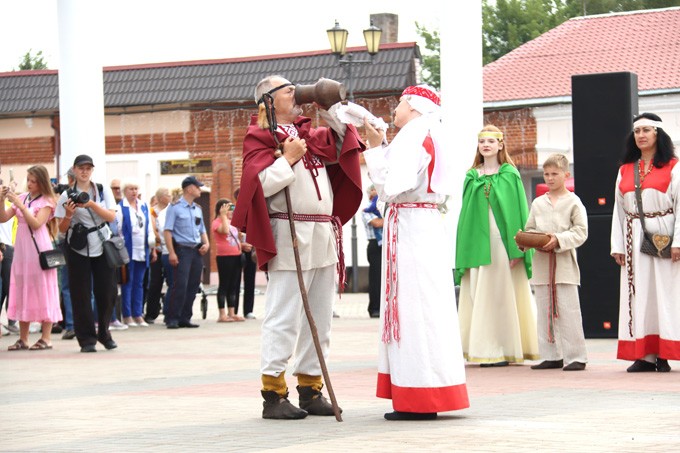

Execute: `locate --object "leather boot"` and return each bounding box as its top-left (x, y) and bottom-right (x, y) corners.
top-left (531, 360), bottom-right (563, 370)
top-left (261, 390), bottom-right (308, 420)
top-left (297, 385), bottom-right (341, 416)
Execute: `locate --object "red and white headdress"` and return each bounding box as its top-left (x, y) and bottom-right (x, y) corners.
top-left (401, 85), bottom-right (441, 114)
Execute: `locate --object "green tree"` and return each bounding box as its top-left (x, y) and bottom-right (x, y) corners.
top-left (17, 50), bottom-right (48, 70)
top-left (416, 22), bottom-right (441, 89)
top-left (483, 0), bottom-right (569, 65)
top-left (484, 0), bottom-right (680, 64)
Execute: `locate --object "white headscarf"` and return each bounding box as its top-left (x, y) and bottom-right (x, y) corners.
top-left (383, 85), bottom-right (456, 196)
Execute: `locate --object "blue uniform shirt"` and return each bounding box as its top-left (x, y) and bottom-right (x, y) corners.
top-left (163, 197), bottom-right (206, 246)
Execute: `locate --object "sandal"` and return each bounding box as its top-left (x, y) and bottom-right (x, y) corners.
top-left (29, 339), bottom-right (53, 350)
top-left (217, 317), bottom-right (236, 323)
top-left (8, 339), bottom-right (29, 351)
top-left (229, 315), bottom-right (246, 322)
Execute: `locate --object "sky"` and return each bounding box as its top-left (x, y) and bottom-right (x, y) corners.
top-left (0, 0), bottom-right (442, 72)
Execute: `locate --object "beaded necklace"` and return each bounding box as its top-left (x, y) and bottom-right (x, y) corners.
top-left (638, 159), bottom-right (653, 183)
top-left (483, 179), bottom-right (492, 199)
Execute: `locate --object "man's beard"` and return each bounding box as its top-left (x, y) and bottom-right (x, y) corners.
top-left (291, 105), bottom-right (303, 117)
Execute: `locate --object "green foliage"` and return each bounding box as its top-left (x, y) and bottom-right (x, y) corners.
top-left (483, 0), bottom-right (680, 64)
top-left (416, 22), bottom-right (441, 90)
top-left (413, 0), bottom-right (677, 82)
top-left (17, 50), bottom-right (48, 71)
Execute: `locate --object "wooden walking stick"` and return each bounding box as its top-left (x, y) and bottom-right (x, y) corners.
top-left (283, 187), bottom-right (343, 422)
top-left (259, 91), bottom-right (342, 421)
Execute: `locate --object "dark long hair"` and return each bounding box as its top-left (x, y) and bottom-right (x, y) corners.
top-left (622, 112), bottom-right (676, 166)
top-left (214, 198), bottom-right (231, 218)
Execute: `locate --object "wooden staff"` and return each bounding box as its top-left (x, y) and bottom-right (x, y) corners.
top-left (261, 92), bottom-right (342, 421)
top-left (283, 186), bottom-right (343, 422)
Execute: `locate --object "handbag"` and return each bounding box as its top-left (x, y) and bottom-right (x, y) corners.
top-left (87, 208), bottom-right (130, 268)
top-left (514, 230), bottom-right (551, 249)
top-left (29, 223), bottom-right (66, 270)
top-left (634, 160), bottom-right (672, 258)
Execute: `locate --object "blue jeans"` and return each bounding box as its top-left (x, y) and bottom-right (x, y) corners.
top-left (165, 246), bottom-right (202, 324)
top-left (121, 260), bottom-right (147, 318)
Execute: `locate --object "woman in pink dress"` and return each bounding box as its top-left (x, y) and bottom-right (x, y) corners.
top-left (0, 165), bottom-right (61, 350)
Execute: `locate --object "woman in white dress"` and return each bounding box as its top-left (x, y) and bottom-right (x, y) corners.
top-left (363, 85), bottom-right (469, 420)
top-left (610, 112), bottom-right (680, 373)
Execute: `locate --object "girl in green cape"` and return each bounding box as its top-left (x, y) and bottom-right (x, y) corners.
top-left (455, 125), bottom-right (539, 367)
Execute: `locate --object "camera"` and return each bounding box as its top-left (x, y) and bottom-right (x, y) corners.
top-left (53, 183), bottom-right (71, 194)
top-left (67, 189), bottom-right (90, 205)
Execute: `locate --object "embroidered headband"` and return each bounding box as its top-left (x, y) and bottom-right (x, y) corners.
top-left (633, 118), bottom-right (663, 130)
top-left (478, 131), bottom-right (504, 140)
top-left (402, 85), bottom-right (441, 106)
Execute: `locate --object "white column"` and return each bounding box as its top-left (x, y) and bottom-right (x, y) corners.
top-left (57, 0), bottom-right (107, 181)
top-left (440, 0), bottom-right (483, 265)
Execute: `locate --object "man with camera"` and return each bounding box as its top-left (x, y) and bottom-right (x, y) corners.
top-left (162, 175), bottom-right (209, 330)
top-left (55, 154), bottom-right (118, 353)
top-left (231, 75), bottom-right (364, 419)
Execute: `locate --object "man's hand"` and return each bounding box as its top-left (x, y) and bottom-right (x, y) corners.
top-left (198, 243), bottom-right (209, 256)
top-left (169, 251), bottom-right (179, 267)
top-left (282, 137), bottom-right (307, 166)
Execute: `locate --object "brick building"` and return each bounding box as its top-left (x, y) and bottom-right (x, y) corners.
top-left (0, 42), bottom-right (421, 284)
top-left (483, 7), bottom-right (680, 196)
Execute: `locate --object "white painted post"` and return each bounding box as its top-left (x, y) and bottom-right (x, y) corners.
top-left (56, 0), bottom-right (107, 181)
top-left (440, 0), bottom-right (483, 265)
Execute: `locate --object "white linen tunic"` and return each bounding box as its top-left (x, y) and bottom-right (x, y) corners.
top-left (611, 161), bottom-right (680, 360)
top-left (364, 134), bottom-right (469, 414)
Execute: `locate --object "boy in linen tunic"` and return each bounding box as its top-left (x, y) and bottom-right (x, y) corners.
top-left (523, 154), bottom-right (589, 370)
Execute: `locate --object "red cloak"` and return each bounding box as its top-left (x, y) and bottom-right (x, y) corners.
top-left (231, 115), bottom-right (365, 271)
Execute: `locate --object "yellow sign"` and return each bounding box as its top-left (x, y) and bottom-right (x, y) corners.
top-left (160, 158), bottom-right (212, 175)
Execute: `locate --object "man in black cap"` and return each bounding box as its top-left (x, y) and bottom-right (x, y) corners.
top-left (162, 175), bottom-right (209, 329)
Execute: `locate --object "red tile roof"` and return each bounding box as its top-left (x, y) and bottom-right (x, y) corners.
top-left (483, 7), bottom-right (680, 104)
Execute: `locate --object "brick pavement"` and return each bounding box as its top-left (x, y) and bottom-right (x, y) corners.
top-left (2, 291), bottom-right (680, 452)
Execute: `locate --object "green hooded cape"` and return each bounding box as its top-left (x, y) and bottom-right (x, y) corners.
top-left (454, 163), bottom-right (533, 285)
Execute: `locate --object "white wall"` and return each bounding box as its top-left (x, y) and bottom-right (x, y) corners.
top-left (105, 151), bottom-right (192, 202)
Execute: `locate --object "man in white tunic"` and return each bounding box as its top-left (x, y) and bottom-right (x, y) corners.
top-left (231, 75), bottom-right (364, 419)
top-left (363, 85), bottom-right (469, 420)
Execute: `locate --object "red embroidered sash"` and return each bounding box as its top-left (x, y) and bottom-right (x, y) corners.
top-left (269, 212), bottom-right (346, 292)
top-left (383, 202), bottom-right (439, 344)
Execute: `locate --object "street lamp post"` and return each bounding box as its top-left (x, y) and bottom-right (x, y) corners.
top-left (326, 20), bottom-right (382, 293)
top-left (326, 20), bottom-right (382, 101)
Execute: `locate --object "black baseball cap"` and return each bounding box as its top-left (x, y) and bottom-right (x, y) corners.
top-left (181, 175), bottom-right (204, 189)
top-left (73, 154), bottom-right (94, 167)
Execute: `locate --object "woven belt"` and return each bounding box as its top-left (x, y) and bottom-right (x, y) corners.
top-left (269, 212), bottom-right (345, 291)
top-left (383, 202), bottom-right (439, 344)
top-left (622, 207), bottom-right (673, 336)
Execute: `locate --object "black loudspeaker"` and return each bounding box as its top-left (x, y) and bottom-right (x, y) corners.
top-left (571, 72), bottom-right (638, 338)
top-left (572, 72), bottom-right (638, 215)
top-left (577, 215), bottom-right (620, 338)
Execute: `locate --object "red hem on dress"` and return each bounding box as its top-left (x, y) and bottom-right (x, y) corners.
top-left (376, 372), bottom-right (470, 412)
top-left (617, 335), bottom-right (680, 360)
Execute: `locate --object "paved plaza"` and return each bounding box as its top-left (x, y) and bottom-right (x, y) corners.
top-left (2, 290), bottom-right (680, 452)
